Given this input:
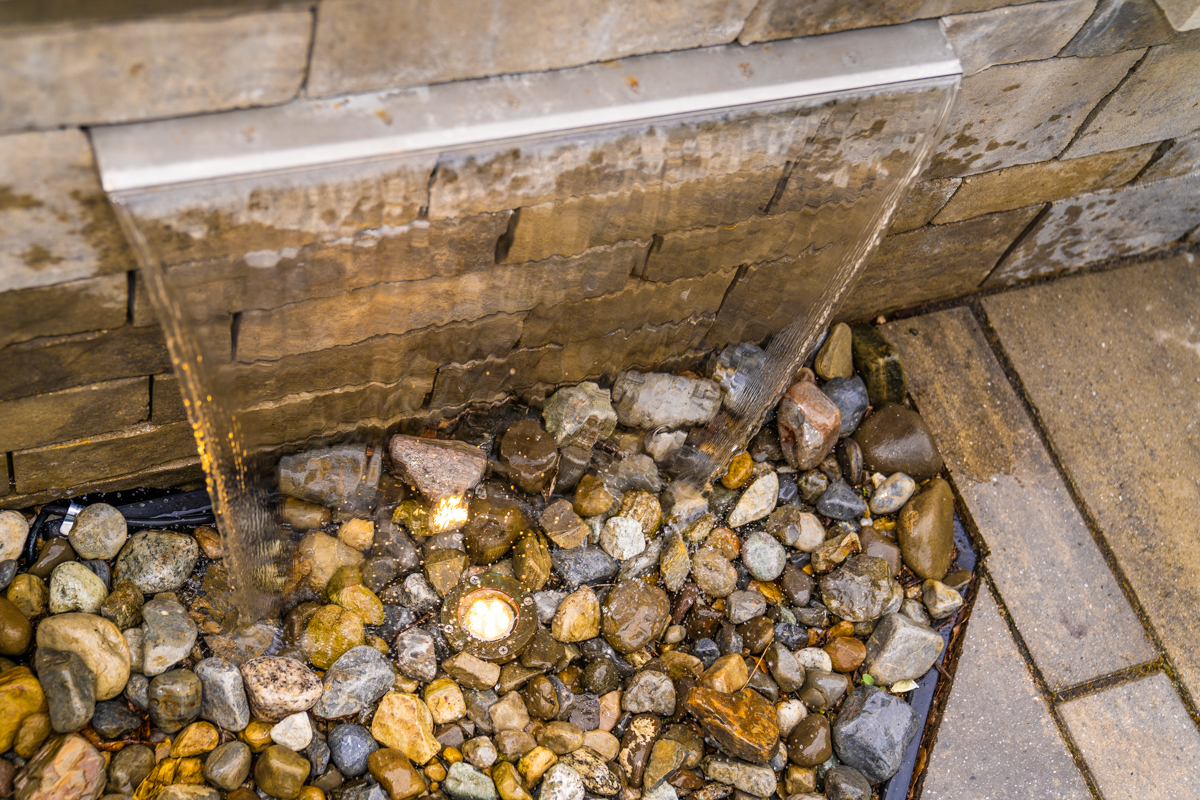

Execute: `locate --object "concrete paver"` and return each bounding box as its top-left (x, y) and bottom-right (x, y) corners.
top-left (884, 308), bottom-right (1154, 689)
top-left (1059, 672), bottom-right (1200, 800)
top-left (983, 253), bottom-right (1200, 699)
top-left (922, 587), bottom-right (1091, 799)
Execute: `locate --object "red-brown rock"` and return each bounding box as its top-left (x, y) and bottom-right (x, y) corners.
top-left (682, 686), bottom-right (779, 764)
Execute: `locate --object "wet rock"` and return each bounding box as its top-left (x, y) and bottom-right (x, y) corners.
top-left (815, 481), bottom-right (867, 521)
top-left (825, 765), bottom-right (871, 800)
top-left (896, 478), bottom-right (955, 580)
top-left (464, 497), bottom-right (530, 566)
top-left (601, 580), bottom-right (669, 654)
top-left (395, 628), bottom-right (438, 683)
top-left (777, 372), bottom-right (842, 471)
top-left (776, 698), bottom-right (807, 738)
top-left (727, 473), bottom-right (778, 529)
top-left (726, 591), bottom-right (766, 625)
top-left (619, 491), bottom-right (662, 537)
top-left (799, 670), bottom-right (849, 712)
top-left (622, 671), bottom-right (675, 715)
top-left (281, 497), bottom-right (331, 530)
top-left (702, 756), bottom-right (776, 797)
top-left (204, 741), bottom-right (252, 791)
top-left (36, 648), bottom-right (94, 733)
top-left (490, 691), bottom-right (530, 732)
top-left (114, 531), bottom-right (199, 594)
top-left (108, 742), bottom-right (156, 794)
top-left (862, 613), bottom-right (944, 686)
top-left (536, 721), bottom-right (584, 755)
top-left (815, 323), bottom-right (853, 380)
top-left (858, 528), bottom-right (902, 577)
top-left (721, 453), bottom-right (755, 491)
top-left (314, 645), bottom-right (394, 719)
top-left (329, 723), bottom-right (379, 777)
top-left (612, 371), bottom-right (721, 430)
top-left (559, 746), bottom-right (620, 796)
top-left (281, 442), bottom-right (383, 514)
top-left (396, 573), bottom-right (441, 615)
top-left (763, 644), bottom-right (805, 694)
top-left (853, 404), bottom-right (943, 482)
top-left (543, 383), bottom-right (618, 449)
top-left (810, 532), bottom-right (860, 575)
top-left (372, 692), bottom-right (439, 764)
top-left (369, 748), bottom-right (427, 800)
top-left (683, 687), bottom-right (778, 764)
top-left (599, 517), bottom-right (645, 561)
top-left (338, 518), bottom-right (376, 551)
top-left (539, 501), bottom-right (589, 550)
top-left (523, 674), bottom-right (560, 719)
top-left (425, 677), bottom-right (467, 724)
top-left (99, 580), bottom-right (143, 631)
top-left (149, 669), bottom-right (202, 733)
top-left (740, 531), bottom-right (785, 582)
top-left (780, 564), bottom-right (814, 608)
top-left (142, 595), bottom-right (197, 676)
top-left (193, 525), bottom-right (222, 559)
top-left (850, 326), bottom-right (906, 406)
top-left (28, 538), bottom-right (74, 580)
top-left (91, 700), bottom-right (140, 739)
top-left (786, 713), bottom-right (831, 767)
top-left (68, 504), bottom-right (127, 560)
top-left (254, 744), bottom-right (312, 799)
top-left (538, 762), bottom-right (584, 800)
top-left (922, 579), bottom-right (963, 619)
top-left (0, 511), bottom-right (30, 563)
top-left (0, 559), bottom-right (17, 591)
top-left (692, 549), bottom-right (737, 598)
top-left (555, 445), bottom-right (592, 492)
top-left (35, 613), bottom-right (130, 700)
top-left (173, 721), bottom-right (219, 758)
top-left (0, 595), bottom-right (32, 656)
top-left (302, 604), bottom-right (365, 670)
top-left (763, 508), bottom-right (816, 553)
top-left (443, 761), bottom-right (498, 800)
top-left (711, 342), bottom-right (768, 411)
top-left (514, 534), bottom-right (552, 591)
top-left (500, 420), bottom-right (560, 494)
top-left (824, 637), bottom-right (867, 674)
top-left (13, 733), bottom-right (106, 800)
top-left (618, 714), bottom-right (661, 786)
top-left (832, 685), bottom-right (920, 783)
top-left (443, 652), bottom-right (501, 690)
top-left (192, 657), bottom-right (249, 732)
top-left (819, 556), bottom-right (899, 623)
top-left (241, 657), bottom-right (323, 723)
top-left (551, 586), bottom-right (600, 643)
top-left (868, 474), bottom-right (917, 516)
top-left (334, 584), bottom-right (386, 625)
top-left (299, 532), bottom-right (366, 595)
top-left (598, 454), bottom-right (663, 495)
top-left (270, 711), bottom-right (313, 751)
top-left (572, 476), bottom-right (616, 518)
top-left (822, 377), bottom-right (870, 439)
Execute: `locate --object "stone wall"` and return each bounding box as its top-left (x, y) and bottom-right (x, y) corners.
top-left (2, 0), bottom-right (1199, 506)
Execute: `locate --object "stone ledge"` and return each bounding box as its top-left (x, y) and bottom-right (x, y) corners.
top-left (940, 0), bottom-right (1096, 76)
top-left (0, 273), bottom-right (128, 348)
top-left (0, 456), bottom-right (204, 511)
top-left (738, 0), bottom-right (1027, 43)
top-left (0, 376), bottom-right (149, 454)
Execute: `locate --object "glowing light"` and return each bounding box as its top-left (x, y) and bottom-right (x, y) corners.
top-left (462, 593), bottom-right (516, 641)
top-left (430, 494), bottom-right (469, 532)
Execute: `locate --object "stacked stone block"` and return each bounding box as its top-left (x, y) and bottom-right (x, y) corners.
top-left (1, 0), bottom-right (1199, 504)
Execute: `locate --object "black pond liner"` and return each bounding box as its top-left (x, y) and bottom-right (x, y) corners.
top-left (881, 512), bottom-right (980, 800)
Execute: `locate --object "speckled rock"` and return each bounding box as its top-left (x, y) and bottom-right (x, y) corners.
top-left (543, 383), bottom-right (618, 449)
top-left (621, 671), bottom-right (675, 716)
top-left (240, 657), bottom-right (323, 723)
top-left (599, 517), bottom-right (645, 562)
top-left (142, 595), bottom-right (198, 676)
top-left (389, 435), bottom-right (486, 500)
top-left (66, 504), bottom-right (127, 561)
top-left (113, 531), bottom-right (199, 594)
top-left (559, 746), bottom-right (620, 796)
top-left (48, 562), bottom-right (108, 615)
top-left (314, 645), bottom-right (394, 719)
top-left (394, 627), bottom-right (438, 683)
top-left (13, 733), bottom-right (106, 800)
top-left (35, 613), bottom-right (130, 701)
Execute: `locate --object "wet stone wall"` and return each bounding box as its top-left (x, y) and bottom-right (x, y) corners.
top-left (2, 0), bottom-right (1200, 503)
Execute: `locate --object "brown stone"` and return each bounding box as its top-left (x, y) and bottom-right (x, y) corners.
top-left (618, 714), bottom-right (662, 787)
top-left (683, 686), bottom-right (779, 764)
top-left (0, 596), bottom-right (32, 656)
top-left (777, 372), bottom-right (841, 470)
top-left (854, 404), bottom-right (944, 482)
top-left (389, 435), bottom-right (487, 500)
top-left (463, 496), bottom-right (531, 565)
top-left (824, 637), bottom-right (867, 673)
top-left (540, 500), bottom-right (590, 549)
top-left (887, 178), bottom-right (961, 233)
top-left (786, 714), bottom-right (832, 767)
top-left (739, 0), bottom-right (1028, 41)
top-left (0, 375), bottom-right (149, 453)
top-left (499, 420), bottom-right (559, 495)
top-left (425, 549), bottom-right (469, 597)
top-left (897, 478), bottom-right (956, 581)
top-left (369, 748), bottom-right (427, 800)
top-left (13, 733), bottom-right (106, 800)
top-left (600, 581), bottom-right (670, 654)
top-left (0, 273), bottom-right (127, 351)
top-left (572, 476), bottom-right (615, 519)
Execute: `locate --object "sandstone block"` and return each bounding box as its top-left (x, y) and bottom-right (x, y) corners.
top-left (738, 0), bottom-right (1027, 42)
top-left (0, 457), bottom-right (203, 511)
top-left (308, 0), bottom-right (758, 95)
top-left (1061, 0), bottom-right (1183, 57)
top-left (0, 129), bottom-right (135, 292)
top-left (1138, 129), bottom-right (1200, 182)
top-left (0, 274), bottom-right (127, 348)
top-left (989, 172), bottom-right (1200, 282)
top-left (934, 144), bottom-right (1158, 223)
top-left (941, 0), bottom-right (1097, 75)
top-left (151, 373), bottom-right (189, 424)
top-left (0, 377), bottom-right (148, 453)
top-left (1064, 38), bottom-right (1200, 158)
top-left (887, 179), bottom-right (961, 233)
top-left (0, 9), bottom-right (312, 132)
top-left (926, 51), bottom-right (1144, 179)
top-left (1155, 0), bottom-right (1200, 28)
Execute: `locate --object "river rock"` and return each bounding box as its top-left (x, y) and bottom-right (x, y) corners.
top-left (395, 628), bottom-right (437, 683)
top-left (824, 636), bottom-right (867, 673)
top-left (13, 733), bottom-right (106, 800)
top-left (35, 613), bottom-right (130, 700)
top-left (896, 478), bottom-right (955, 580)
top-left (551, 586), bottom-right (600, 642)
top-left (618, 714), bottom-right (661, 786)
top-left (777, 373), bottom-right (841, 470)
top-left (862, 613), bottom-right (944, 685)
top-left (0, 511), bottom-right (29, 564)
top-left (369, 748), bottom-right (427, 800)
top-left (270, 712), bottom-right (312, 751)
top-left (281, 497), bottom-right (331, 530)
top-left (148, 669), bottom-right (202, 733)
top-left (108, 742), bottom-right (156, 794)
top-left (601, 580), bottom-right (669, 654)
top-left (99, 579), bottom-right (143, 631)
top-left (622, 671), bottom-right (675, 716)
top-left (869, 474), bottom-right (917, 515)
top-left (280, 442), bottom-right (382, 514)
top-left (0, 667), bottom-right (45, 753)
top-left (204, 741), bottom-right (252, 791)
top-left (241, 657), bottom-right (323, 723)
top-left (91, 699), bottom-right (139, 739)
top-left (811, 532), bottom-right (860, 574)
top-left (329, 723), bottom-right (379, 776)
top-left (313, 645), bottom-right (393, 719)
top-left (425, 677), bottom-right (466, 724)
top-left (559, 746), bottom-right (620, 796)
top-left (821, 377), bottom-right (870, 438)
top-left (539, 501), bottom-right (589, 550)
top-left (692, 549), bottom-right (737, 598)
top-left (612, 371), bottom-right (721, 429)
top-left (500, 420), bottom-right (559, 494)
top-left (298, 532), bottom-right (365, 594)
top-left (702, 756), bottom-right (776, 797)
top-left (815, 481), bottom-right (867, 521)
top-left (727, 473), bottom-right (778, 529)
top-left (850, 325), bottom-right (906, 406)
top-left (799, 670), bottom-right (849, 712)
top-left (302, 604), bottom-right (365, 670)
top-left (65, 504), bottom-right (126, 561)
top-left (445, 762), bottom-right (499, 800)
top-left (832, 685), bottom-right (920, 783)
top-left (814, 323), bottom-right (853, 380)
top-left (35, 648), bottom-right (94, 733)
top-left (254, 744), bottom-right (311, 800)
top-left (464, 496), bottom-right (530, 565)
top-left (543, 383), bottom-right (618, 449)
top-left (599, 517), bottom-right (644, 561)
top-left (463, 734), bottom-right (498, 767)
top-left (763, 643), bottom-right (805, 694)
top-left (819, 556), bottom-right (899, 623)
top-left (0, 595), bottom-right (32, 656)
top-left (786, 713), bottom-right (831, 767)
top-left (489, 692), bottom-right (530, 732)
top-left (371, 692), bottom-right (440, 764)
top-left (683, 687), bottom-right (778, 764)
top-left (114, 531), bottom-right (199, 594)
top-left (725, 591), bottom-right (765, 626)
top-left (47, 562), bottom-right (108, 615)
top-left (193, 658), bottom-right (250, 732)
top-left (142, 595), bottom-right (197, 676)
top-left (922, 579), bottom-right (963, 619)
top-left (442, 651), bottom-right (501, 691)
top-left (552, 546), bottom-right (620, 589)
top-left (539, 763), bottom-right (585, 800)
top-left (853, 404), bottom-right (943, 482)
top-left (738, 531), bottom-right (783, 581)
top-left (825, 766), bottom-right (871, 800)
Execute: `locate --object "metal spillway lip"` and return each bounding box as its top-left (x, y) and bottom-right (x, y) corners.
top-left (92, 20), bottom-right (960, 194)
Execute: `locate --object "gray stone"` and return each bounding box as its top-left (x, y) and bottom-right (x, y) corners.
top-left (0, 559), bottom-right (17, 590)
top-left (727, 591), bottom-right (767, 625)
top-left (328, 723), bottom-right (379, 777)
top-left (0, 511), bottom-right (28, 563)
top-left (819, 556), bottom-right (900, 623)
top-left (869, 474), bottom-right (917, 516)
top-left (48, 561), bottom-right (109, 614)
top-left (815, 481), bottom-right (867, 521)
top-left (539, 763), bottom-right (585, 800)
top-left (148, 669), bottom-right (202, 733)
top-left (597, 454), bottom-right (663, 495)
top-left (941, 0), bottom-right (1096, 76)
top-left (463, 736), bottom-right (499, 770)
top-left (1140, 129), bottom-right (1200, 183)
top-left (622, 671), bottom-right (676, 716)
top-left (397, 572), bottom-right (441, 615)
top-left (832, 686), bottom-right (920, 783)
top-left (543, 383), bottom-right (619, 448)
top-left (141, 595), bottom-right (197, 676)
top-left (388, 435), bottom-right (487, 500)
top-left (195, 657), bottom-right (251, 732)
top-left (395, 628), bottom-right (438, 682)
top-left (68, 504), bottom-right (128, 560)
top-left (900, 599), bottom-right (931, 627)
top-left (824, 766), bottom-right (871, 800)
top-left (92, 700), bottom-right (140, 739)
top-left (616, 535), bottom-right (662, 582)
top-left (313, 645), bottom-right (394, 719)
top-left (37, 647), bottom-right (96, 733)
top-left (280, 443), bottom-right (383, 514)
top-left (203, 741), bottom-right (252, 791)
top-left (114, 531), bottom-right (199, 594)
top-left (600, 516), bottom-right (645, 562)
top-left (922, 580), bottom-right (964, 620)
top-left (552, 546), bottom-right (619, 587)
top-left (107, 743), bottom-right (155, 795)
top-left (125, 673), bottom-right (149, 710)
top-left (611, 371), bottom-right (721, 429)
top-left (1062, 0), bottom-right (1181, 57)
top-left (445, 761), bottom-right (499, 800)
top-left (740, 531), bottom-right (785, 582)
top-left (701, 757), bottom-right (776, 797)
top-left (821, 377), bottom-right (869, 438)
top-left (862, 614), bottom-right (944, 686)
